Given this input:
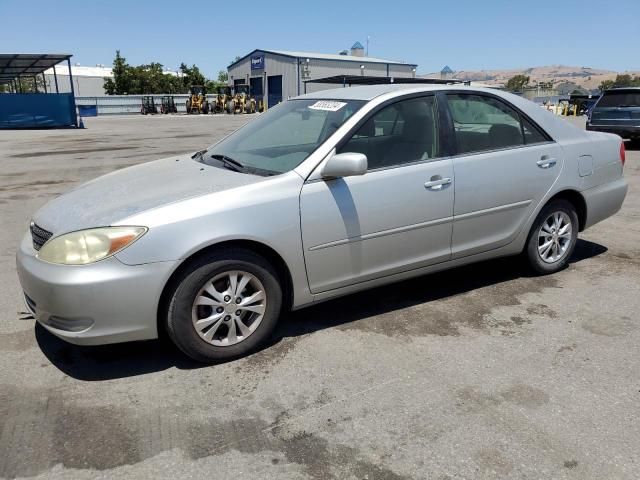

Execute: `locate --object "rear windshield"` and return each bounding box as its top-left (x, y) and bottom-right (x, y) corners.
top-left (596, 91), bottom-right (640, 108)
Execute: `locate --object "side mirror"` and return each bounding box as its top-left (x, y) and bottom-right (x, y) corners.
top-left (321, 152), bottom-right (368, 179)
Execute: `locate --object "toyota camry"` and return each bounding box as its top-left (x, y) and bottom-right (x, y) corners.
top-left (17, 85), bottom-right (628, 362)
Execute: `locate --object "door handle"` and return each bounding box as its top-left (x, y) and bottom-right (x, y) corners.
top-left (424, 176), bottom-right (452, 191)
top-left (537, 156), bottom-right (557, 169)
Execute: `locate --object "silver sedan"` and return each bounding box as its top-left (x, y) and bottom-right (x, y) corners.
top-left (17, 85), bottom-right (628, 362)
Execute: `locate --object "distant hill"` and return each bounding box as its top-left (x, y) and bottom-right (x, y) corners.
top-left (422, 65), bottom-right (640, 90)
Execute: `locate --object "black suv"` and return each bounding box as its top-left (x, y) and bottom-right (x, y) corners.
top-left (587, 88), bottom-right (640, 145)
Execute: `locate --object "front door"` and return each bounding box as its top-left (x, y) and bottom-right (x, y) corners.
top-left (300, 95), bottom-right (455, 293)
top-left (444, 93), bottom-right (564, 257)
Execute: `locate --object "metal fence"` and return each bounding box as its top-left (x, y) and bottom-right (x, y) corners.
top-left (75, 95), bottom-right (191, 115)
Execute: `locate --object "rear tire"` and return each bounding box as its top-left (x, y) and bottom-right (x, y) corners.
top-left (166, 248), bottom-right (283, 363)
top-left (525, 199), bottom-right (579, 275)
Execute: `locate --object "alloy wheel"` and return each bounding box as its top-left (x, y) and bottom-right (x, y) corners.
top-left (191, 270), bottom-right (267, 346)
top-left (537, 211), bottom-right (572, 264)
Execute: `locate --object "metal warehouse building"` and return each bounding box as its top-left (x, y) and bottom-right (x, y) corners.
top-left (43, 64), bottom-right (112, 96)
top-left (227, 43), bottom-right (417, 107)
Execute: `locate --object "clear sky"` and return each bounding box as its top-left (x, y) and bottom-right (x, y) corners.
top-left (2, 0), bottom-right (639, 77)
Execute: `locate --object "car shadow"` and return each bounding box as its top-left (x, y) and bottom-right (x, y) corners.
top-left (274, 238), bottom-right (607, 338)
top-left (36, 239), bottom-right (607, 381)
top-left (35, 324), bottom-right (204, 380)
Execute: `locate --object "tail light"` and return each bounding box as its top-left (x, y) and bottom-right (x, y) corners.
top-left (620, 142), bottom-right (626, 167)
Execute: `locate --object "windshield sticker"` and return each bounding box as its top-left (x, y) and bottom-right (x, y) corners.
top-left (308, 101), bottom-right (347, 112)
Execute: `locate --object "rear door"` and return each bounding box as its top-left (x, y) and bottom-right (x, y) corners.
top-left (443, 92), bottom-right (564, 258)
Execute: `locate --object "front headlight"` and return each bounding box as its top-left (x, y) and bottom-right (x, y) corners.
top-left (38, 226), bottom-right (147, 265)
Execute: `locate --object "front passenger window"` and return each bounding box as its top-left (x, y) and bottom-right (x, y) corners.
top-left (338, 96), bottom-right (440, 170)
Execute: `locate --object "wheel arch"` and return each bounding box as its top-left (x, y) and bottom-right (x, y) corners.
top-left (156, 239), bottom-right (295, 337)
top-left (546, 189), bottom-right (587, 231)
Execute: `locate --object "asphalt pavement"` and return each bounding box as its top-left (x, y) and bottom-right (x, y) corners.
top-left (0, 114), bottom-right (638, 479)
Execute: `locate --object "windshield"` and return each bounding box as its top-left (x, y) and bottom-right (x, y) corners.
top-left (596, 90), bottom-right (640, 108)
top-left (202, 99), bottom-right (365, 174)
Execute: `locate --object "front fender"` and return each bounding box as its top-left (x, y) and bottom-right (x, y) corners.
top-left (113, 171), bottom-right (314, 307)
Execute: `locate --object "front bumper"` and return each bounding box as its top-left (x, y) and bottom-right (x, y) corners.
top-left (16, 233), bottom-right (177, 345)
top-left (586, 123), bottom-right (640, 140)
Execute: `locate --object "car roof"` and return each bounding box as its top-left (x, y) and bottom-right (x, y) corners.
top-left (295, 84), bottom-right (502, 101)
top-left (603, 87), bottom-right (640, 93)
top-left (294, 84), bottom-right (589, 143)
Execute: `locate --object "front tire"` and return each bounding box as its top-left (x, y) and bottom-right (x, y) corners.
top-left (525, 199), bottom-right (578, 275)
top-left (166, 249), bottom-right (283, 363)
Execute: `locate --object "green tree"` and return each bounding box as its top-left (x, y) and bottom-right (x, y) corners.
top-left (9, 76), bottom-right (46, 93)
top-left (217, 70), bottom-right (228, 83)
top-left (599, 74), bottom-right (640, 92)
top-left (505, 75), bottom-right (530, 92)
top-left (103, 51), bottom-right (218, 95)
top-left (204, 79), bottom-right (217, 93)
top-left (179, 63), bottom-right (206, 88)
top-left (104, 50), bottom-right (133, 94)
top-left (615, 74), bottom-right (633, 86)
top-left (599, 79), bottom-right (615, 92)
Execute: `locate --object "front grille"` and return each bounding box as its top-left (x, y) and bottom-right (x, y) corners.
top-left (30, 222), bottom-right (53, 251)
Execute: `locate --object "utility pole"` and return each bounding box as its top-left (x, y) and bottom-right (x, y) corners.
top-left (366, 36), bottom-right (370, 56)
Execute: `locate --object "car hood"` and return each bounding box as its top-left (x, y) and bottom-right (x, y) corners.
top-left (33, 154), bottom-right (265, 234)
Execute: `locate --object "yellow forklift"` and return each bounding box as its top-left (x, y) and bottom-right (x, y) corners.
top-left (185, 85), bottom-right (209, 114)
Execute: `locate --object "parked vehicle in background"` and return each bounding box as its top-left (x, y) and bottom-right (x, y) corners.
top-left (160, 96), bottom-right (178, 114)
top-left (17, 85), bottom-right (627, 363)
top-left (582, 98), bottom-right (599, 117)
top-left (231, 84), bottom-right (257, 114)
top-left (140, 96), bottom-right (158, 115)
top-left (587, 87), bottom-right (640, 146)
top-left (186, 85), bottom-right (209, 114)
top-left (214, 86), bottom-right (232, 114)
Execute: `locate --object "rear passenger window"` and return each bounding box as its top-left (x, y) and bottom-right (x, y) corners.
top-left (522, 117), bottom-right (548, 144)
top-left (447, 94), bottom-right (526, 154)
top-left (338, 96), bottom-right (440, 170)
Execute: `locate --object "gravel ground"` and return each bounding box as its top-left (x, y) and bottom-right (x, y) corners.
top-left (0, 114), bottom-right (638, 480)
